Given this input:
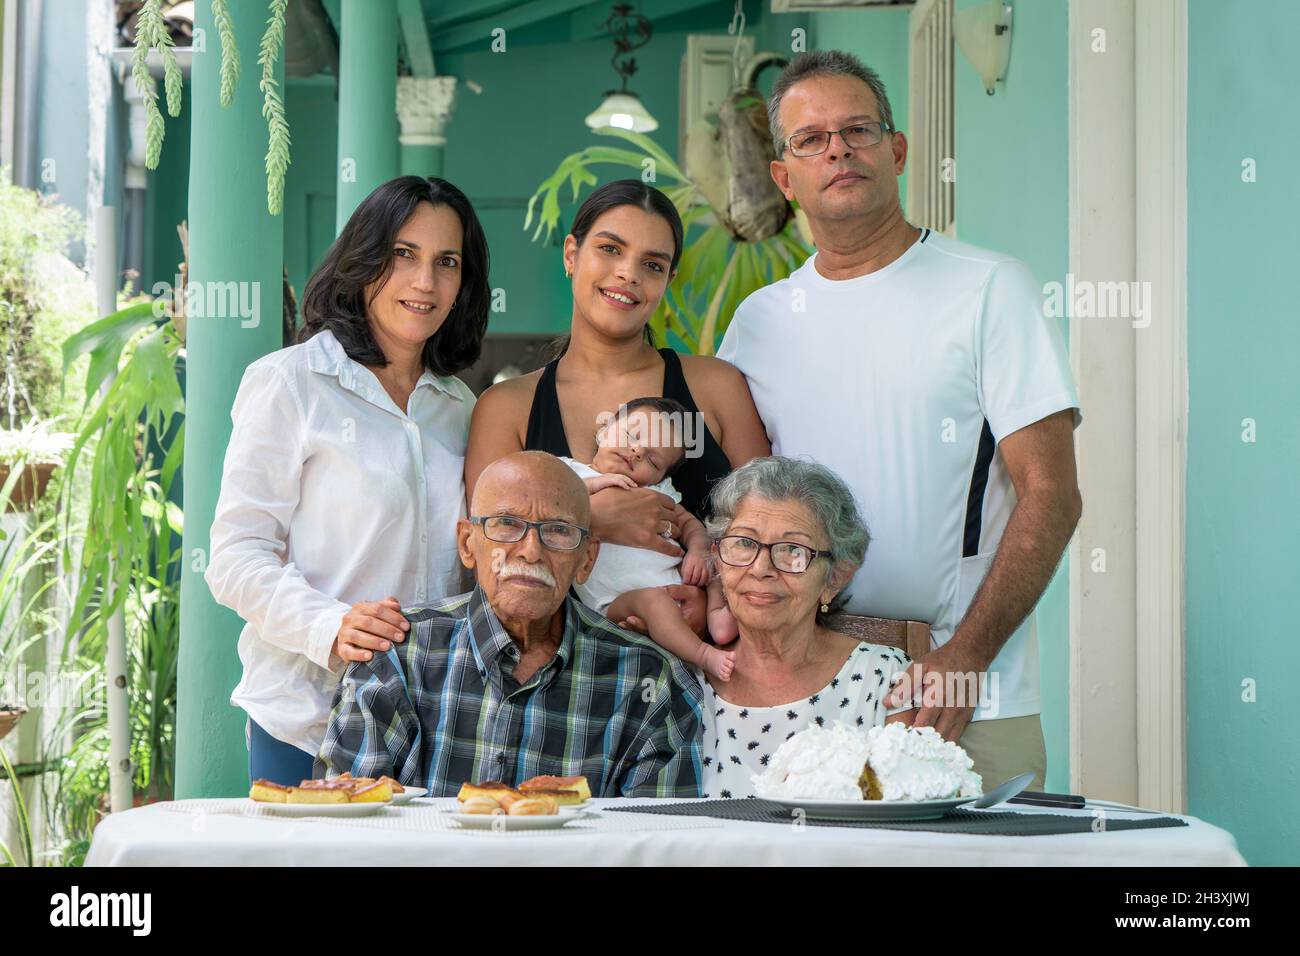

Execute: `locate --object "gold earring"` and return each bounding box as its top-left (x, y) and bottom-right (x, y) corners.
top-left (820, 602), bottom-right (830, 613)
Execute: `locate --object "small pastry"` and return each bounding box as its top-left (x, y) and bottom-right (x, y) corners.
top-left (458, 780), bottom-right (523, 806)
top-left (459, 795), bottom-right (503, 815)
top-left (507, 795), bottom-right (558, 816)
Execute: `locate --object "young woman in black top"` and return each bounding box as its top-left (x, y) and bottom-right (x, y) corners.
top-left (465, 180), bottom-right (769, 626)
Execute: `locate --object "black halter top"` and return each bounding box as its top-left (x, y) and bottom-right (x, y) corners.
top-left (524, 348), bottom-right (731, 518)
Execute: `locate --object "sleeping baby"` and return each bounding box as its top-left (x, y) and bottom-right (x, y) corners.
top-left (562, 397), bottom-right (739, 680)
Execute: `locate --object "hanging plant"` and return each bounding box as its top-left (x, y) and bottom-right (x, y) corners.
top-left (134, 1), bottom-right (290, 216)
top-left (131, 0), bottom-right (185, 169)
top-left (258, 0), bottom-right (291, 215)
top-left (212, 0), bottom-right (241, 108)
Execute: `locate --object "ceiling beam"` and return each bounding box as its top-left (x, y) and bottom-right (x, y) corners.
top-left (430, 0), bottom-right (594, 53)
top-left (427, 0), bottom-right (533, 31)
top-left (398, 0), bottom-right (436, 75)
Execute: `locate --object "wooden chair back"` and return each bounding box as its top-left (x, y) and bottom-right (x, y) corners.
top-left (829, 614), bottom-right (932, 661)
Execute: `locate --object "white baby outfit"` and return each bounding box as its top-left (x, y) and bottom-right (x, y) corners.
top-left (561, 457), bottom-right (683, 614)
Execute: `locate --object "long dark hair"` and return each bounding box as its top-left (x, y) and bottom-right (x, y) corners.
top-left (299, 176), bottom-right (490, 375)
top-left (547, 179), bottom-right (685, 360)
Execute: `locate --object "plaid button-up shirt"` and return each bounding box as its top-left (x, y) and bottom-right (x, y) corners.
top-left (316, 586), bottom-right (703, 798)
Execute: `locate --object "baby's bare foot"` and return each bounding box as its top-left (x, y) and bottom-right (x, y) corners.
top-left (698, 645), bottom-right (736, 681)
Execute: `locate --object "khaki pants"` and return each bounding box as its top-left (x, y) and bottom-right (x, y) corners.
top-left (958, 714), bottom-right (1047, 791)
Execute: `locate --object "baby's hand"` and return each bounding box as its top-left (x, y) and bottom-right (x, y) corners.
top-left (680, 549), bottom-right (711, 587)
top-left (584, 472), bottom-right (639, 495)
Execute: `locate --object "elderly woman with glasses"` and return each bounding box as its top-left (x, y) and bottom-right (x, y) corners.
top-left (695, 456), bottom-right (917, 799)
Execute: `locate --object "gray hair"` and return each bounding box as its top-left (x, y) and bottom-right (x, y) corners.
top-left (767, 50), bottom-right (896, 157)
top-left (705, 456), bottom-right (870, 619)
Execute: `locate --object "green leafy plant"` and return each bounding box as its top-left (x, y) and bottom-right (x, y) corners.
top-left (525, 127), bottom-right (811, 354)
top-left (38, 300), bottom-right (186, 860)
top-left (59, 302), bottom-right (183, 669)
top-left (0, 743), bottom-right (33, 866)
top-left (0, 471), bottom-right (64, 867)
top-left (0, 171), bottom-right (90, 426)
top-left (0, 420), bottom-right (74, 467)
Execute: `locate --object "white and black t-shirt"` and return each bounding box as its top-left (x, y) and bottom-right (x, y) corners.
top-left (717, 231), bottom-right (1080, 721)
top-left (699, 642), bottom-right (910, 799)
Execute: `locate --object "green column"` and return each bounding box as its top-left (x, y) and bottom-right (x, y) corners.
top-left (337, 0), bottom-right (399, 230)
top-left (400, 142), bottom-right (443, 178)
top-left (175, 0), bottom-right (284, 799)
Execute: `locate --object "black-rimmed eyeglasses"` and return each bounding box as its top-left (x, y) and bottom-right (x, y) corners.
top-left (468, 515), bottom-right (589, 551)
top-left (715, 535), bottom-right (832, 574)
top-left (783, 122), bottom-right (892, 158)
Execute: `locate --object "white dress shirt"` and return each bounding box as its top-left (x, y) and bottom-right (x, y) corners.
top-left (205, 329), bottom-right (474, 755)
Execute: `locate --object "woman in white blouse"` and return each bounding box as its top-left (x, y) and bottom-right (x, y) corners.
top-left (694, 457), bottom-right (918, 798)
top-left (205, 176), bottom-right (490, 784)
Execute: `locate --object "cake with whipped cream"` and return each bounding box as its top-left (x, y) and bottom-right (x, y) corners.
top-left (752, 721), bottom-right (982, 801)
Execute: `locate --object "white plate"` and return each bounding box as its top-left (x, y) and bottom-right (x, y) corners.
top-left (391, 786), bottom-right (427, 805)
top-left (443, 809), bottom-right (598, 831)
top-left (765, 796), bottom-right (976, 821)
top-left (255, 800), bottom-right (390, 817)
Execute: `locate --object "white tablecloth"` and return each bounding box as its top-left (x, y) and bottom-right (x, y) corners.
top-left (84, 798), bottom-right (1246, 866)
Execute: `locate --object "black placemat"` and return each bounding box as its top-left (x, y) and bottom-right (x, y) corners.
top-left (608, 799), bottom-right (1188, 836)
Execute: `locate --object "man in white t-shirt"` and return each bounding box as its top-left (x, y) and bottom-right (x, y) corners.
top-left (717, 50), bottom-right (1081, 789)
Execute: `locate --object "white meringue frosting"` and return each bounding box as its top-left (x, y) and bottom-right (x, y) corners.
top-left (751, 721), bottom-right (983, 801)
top-left (751, 723), bottom-right (870, 800)
top-left (859, 723), bottom-right (983, 801)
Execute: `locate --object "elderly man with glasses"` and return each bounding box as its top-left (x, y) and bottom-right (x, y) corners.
top-left (316, 451), bottom-right (702, 797)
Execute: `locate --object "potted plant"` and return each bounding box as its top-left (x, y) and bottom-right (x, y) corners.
top-left (0, 704), bottom-right (24, 742)
top-left (0, 420), bottom-right (74, 513)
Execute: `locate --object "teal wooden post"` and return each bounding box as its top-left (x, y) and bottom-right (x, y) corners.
top-left (400, 142), bottom-right (443, 178)
top-left (337, 0), bottom-right (399, 230)
top-left (175, 0), bottom-right (285, 798)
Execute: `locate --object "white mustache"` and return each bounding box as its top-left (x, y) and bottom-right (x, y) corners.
top-left (497, 562), bottom-right (556, 587)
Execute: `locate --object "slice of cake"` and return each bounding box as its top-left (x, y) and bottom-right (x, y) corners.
top-left (249, 779), bottom-right (290, 803)
top-left (285, 781), bottom-right (351, 804)
top-left (519, 774), bottom-right (590, 805)
top-left (348, 779), bottom-right (394, 803)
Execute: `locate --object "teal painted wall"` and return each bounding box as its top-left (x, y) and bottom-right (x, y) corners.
top-left (1186, 0), bottom-right (1299, 867)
